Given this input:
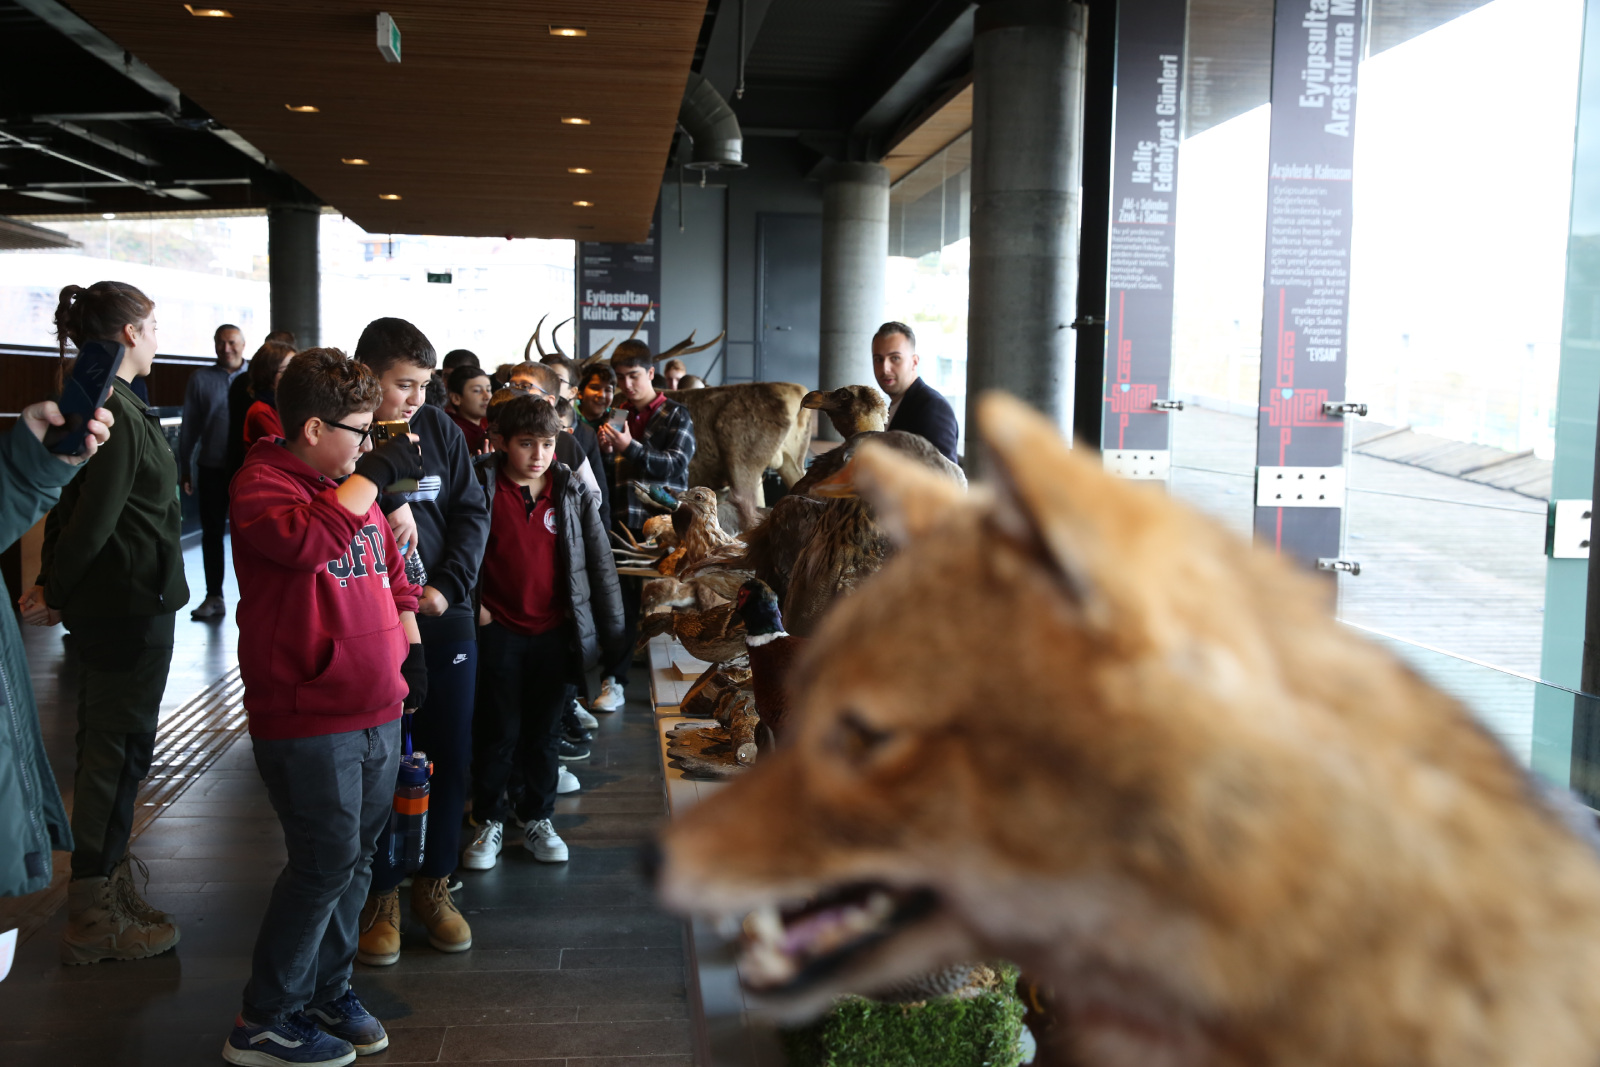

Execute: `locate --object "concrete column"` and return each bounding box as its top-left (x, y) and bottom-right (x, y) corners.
top-left (269, 204), bottom-right (320, 348)
top-left (818, 162), bottom-right (889, 437)
top-left (967, 0), bottom-right (1088, 450)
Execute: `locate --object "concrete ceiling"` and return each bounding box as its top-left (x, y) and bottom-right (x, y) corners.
top-left (57, 0), bottom-right (707, 241)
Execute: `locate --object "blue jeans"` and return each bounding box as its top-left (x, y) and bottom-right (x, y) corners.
top-left (243, 720), bottom-right (399, 1024)
top-left (370, 638), bottom-right (477, 889)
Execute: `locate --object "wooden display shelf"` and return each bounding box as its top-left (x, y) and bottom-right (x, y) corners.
top-left (649, 634), bottom-right (785, 1066)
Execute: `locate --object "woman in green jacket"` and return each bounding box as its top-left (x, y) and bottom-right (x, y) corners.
top-left (41, 281), bottom-right (189, 965)
top-left (0, 400), bottom-right (113, 903)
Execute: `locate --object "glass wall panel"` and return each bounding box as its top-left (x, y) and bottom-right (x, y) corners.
top-left (886, 134), bottom-right (972, 450)
top-left (1337, 0), bottom-right (1582, 759)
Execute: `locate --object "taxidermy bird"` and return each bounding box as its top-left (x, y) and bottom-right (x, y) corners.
top-left (679, 661), bottom-right (752, 720)
top-left (733, 579), bottom-right (806, 743)
top-left (676, 486), bottom-right (740, 572)
top-left (635, 599), bottom-right (749, 665)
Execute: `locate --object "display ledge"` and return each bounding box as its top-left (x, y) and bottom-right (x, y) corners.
top-left (650, 635), bottom-right (786, 1067)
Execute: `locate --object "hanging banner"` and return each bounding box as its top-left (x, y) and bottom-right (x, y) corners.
top-left (1100, 0), bottom-right (1187, 480)
top-left (576, 199), bottom-right (662, 358)
top-left (1252, 0), bottom-right (1363, 566)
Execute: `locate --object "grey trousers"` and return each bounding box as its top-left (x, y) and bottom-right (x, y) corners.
top-left (243, 720), bottom-right (399, 1024)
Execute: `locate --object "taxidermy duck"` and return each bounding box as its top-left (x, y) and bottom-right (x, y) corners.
top-left (733, 579), bottom-right (806, 743)
top-left (635, 598), bottom-right (749, 666)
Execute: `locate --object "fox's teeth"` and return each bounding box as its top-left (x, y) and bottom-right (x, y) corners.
top-left (745, 904), bottom-right (785, 946)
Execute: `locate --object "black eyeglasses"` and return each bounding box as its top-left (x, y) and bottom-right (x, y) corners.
top-left (509, 380), bottom-right (549, 398)
top-left (325, 419), bottom-right (374, 443)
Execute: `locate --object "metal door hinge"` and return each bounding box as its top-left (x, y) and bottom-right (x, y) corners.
top-left (1256, 466), bottom-right (1345, 507)
top-left (1321, 401), bottom-right (1369, 417)
top-left (1317, 558), bottom-right (1361, 575)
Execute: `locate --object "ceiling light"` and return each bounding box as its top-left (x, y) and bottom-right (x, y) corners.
top-left (378, 193), bottom-right (402, 200)
top-left (567, 167), bottom-right (592, 174)
top-left (341, 158), bottom-right (370, 165)
top-left (184, 5), bottom-right (233, 15)
top-left (285, 104), bottom-right (319, 113)
top-left (573, 200), bottom-right (593, 207)
top-left (560, 117), bottom-right (590, 125)
top-left (102, 212), bottom-right (116, 220)
top-left (549, 26), bottom-right (587, 36)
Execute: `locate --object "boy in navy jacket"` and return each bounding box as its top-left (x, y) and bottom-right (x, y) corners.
top-left (223, 348), bottom-right (428, 1067)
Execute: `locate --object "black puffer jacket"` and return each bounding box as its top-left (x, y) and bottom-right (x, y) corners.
top-left (473, 454), bottom-right (625, 689)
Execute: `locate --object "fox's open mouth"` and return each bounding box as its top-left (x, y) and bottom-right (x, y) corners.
top-left (737, 883), bottom-right (940, 994)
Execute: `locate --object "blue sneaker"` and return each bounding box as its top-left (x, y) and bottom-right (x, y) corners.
top-left (305, 990), bottom-right (389, 1055)
top-left (222, 1013), bottom-right (355, 1066)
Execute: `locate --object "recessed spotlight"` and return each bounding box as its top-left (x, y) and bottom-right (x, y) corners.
top-left (573, 200), bottom-right (593, 207)
top-left (341, 158), bottom-right (370, 165)
top-left (549, 26), bottom-right (587, 36)
top-left (559, 117), bottom-right (590, 125)
top-left (102, 212), bottom-right (116, 220)
top-left (378, 193), bottom-right (402, 200)
top-left (568, 167), bottom-right (592, 174)
top-left (184, 4), bottom-right (233, 15)
top-left (285, 104), bottom-right (319, 113)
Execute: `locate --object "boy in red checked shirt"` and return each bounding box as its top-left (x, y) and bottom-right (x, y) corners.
top-left (221, 348), bottom-right (427, 1067)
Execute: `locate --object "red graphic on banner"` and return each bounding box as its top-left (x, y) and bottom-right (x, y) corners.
top-left (1104, 290), bottom-right (1161, 448)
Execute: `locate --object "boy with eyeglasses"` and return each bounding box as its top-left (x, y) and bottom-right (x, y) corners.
top-left (224, 348), bottom-right (428, 1066)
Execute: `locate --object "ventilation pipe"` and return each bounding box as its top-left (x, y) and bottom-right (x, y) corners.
top-left (678, 71), bottom-right (746, 170)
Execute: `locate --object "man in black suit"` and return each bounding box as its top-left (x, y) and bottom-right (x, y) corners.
top-left (872, 321), bottom-right (959, 463)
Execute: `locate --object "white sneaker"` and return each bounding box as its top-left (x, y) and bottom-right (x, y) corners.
top-left (461, 820), bottom-right (503, 870)
top-left (557, 766), bottom-right (581, 794)
top-left (524, 819), bottom-right (569, 863)
top-left (570, 703), bottom-right (599, 730)
top-left (592, 677), bottom-right (625, 713)
top-left (189, 595), bottom-right (225, 620)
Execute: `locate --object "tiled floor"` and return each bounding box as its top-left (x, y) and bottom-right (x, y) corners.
top-left (0, 541), bottom-right (692, 1066)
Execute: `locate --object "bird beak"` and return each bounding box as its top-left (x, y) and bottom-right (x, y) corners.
top-left (800, 390), bottom-right (833, 411)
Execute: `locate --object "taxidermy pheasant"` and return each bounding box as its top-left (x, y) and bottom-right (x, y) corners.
top-left (734, 579), bottom-right (807, 743)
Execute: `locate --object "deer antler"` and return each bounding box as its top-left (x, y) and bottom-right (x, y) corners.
top-left (656, 331), bottom-right (696, 362)
top-left (526, 313), bottom-right (550, 361)
top-left (626, 305), bottom-right (651, 341)
top-left (590, 338), bottom-right (616, 361)
top-left (553, 316), bottom-right (574, 360)
top-left (658, 328), bottom-right (727, 362)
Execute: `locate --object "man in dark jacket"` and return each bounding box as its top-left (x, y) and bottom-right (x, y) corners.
top-left (873, 321), bottom-right (960, 463)
top-left (180, 323), bottom-right (247, 619)
top-left (354, 318), bottom-right (491, 964)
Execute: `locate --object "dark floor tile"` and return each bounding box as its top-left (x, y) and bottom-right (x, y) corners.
top-left (356, 966), bottom-right (686, 1015)
top-left (566, 1058), bottom-right (696, 1067)
top-left (367, 1025), bottom-right (446, 1064)
top-left (554, 795), bottom-right (668, 816)
top-left (574, 1001), bottom-right (689, 1023)
top-left (371, 1005), bottom-right (578, 1030)
top-left (559, 946), bottom-right (684, 970)
top-left (438, 1019), bottom-right (692, 1061)
top-left (460, 908), bottom-right (683, 950)
top-left (553, 814), bottom-right (669, 842)
top-left (359, 946), bottom-right (563, 973)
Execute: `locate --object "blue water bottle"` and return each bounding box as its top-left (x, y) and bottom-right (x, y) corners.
top-left (389, 713), bottom-right (431, 873)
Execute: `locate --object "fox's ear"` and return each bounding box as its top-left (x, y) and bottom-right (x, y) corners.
top-left (975, 392), bottom-right (1127, 629)
top-left (852, 441), bottom-right (966, 543)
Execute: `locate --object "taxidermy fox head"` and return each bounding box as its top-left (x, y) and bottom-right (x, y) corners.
top-left (656, 392), bottom-right (1600, 1067)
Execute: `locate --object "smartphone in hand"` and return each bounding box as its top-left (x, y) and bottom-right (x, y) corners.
top-left (46, 340), bottom-right (123, 455)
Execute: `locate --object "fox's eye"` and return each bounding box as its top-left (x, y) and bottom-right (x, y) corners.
top-left (833, 710), bottom-right (893, 765)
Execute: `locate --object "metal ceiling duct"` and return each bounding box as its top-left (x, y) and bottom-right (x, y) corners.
top-left (678, 72), bottom-right (747, 170)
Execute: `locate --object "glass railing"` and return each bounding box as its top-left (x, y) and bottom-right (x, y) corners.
top-left (1343, 621), bottom-right (1600, 808)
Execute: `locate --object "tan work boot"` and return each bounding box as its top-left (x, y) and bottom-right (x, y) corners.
top-left (60, 875), bottom-right (181, 965)
top-left (356, 888), bottom-right (402, 966)
top-left (411, 875), bottom-right (472, 953)
top-left (107, 853), bottom-right (173, 925)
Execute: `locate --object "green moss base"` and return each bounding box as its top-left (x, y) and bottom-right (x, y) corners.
top-left (779, 967), bottom-right (1027, 1067)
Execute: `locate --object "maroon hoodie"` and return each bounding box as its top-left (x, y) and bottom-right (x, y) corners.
top-left (230, 438), bottom-right (421, 740)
